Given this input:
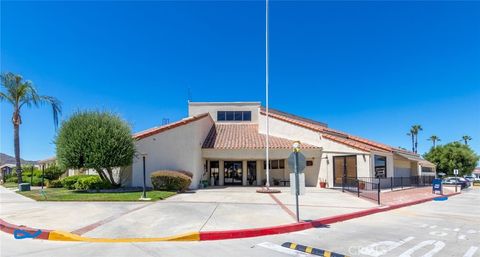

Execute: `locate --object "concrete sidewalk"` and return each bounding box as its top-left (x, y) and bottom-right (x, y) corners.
top-left (0, 186), bottom-right (459, 240)
top-left (381, 186), bottom-right (455, 205)
top-left (0, 186), bottom-right (375, 238)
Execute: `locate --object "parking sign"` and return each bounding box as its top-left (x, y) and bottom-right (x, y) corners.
top-left (454, 169), bottom-right (459, 175)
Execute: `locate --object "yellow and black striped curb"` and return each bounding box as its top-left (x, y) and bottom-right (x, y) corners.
top-left (281, 242), bottom-right (348, 257)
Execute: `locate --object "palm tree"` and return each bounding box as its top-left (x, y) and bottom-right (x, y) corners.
top-left (462, 135), bottom-right (472, 145)
top-left (407, 125), bottom-right (422, 153)
top-left (407, 129), bottom-right (415, 153)
top-left (427, 135), bottom-right (441, 148)
top-left (0, 72), bottom-right (61, 183)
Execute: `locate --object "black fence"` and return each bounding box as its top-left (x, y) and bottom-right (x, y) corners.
top-left (342, 175), bottom-right (436, 205)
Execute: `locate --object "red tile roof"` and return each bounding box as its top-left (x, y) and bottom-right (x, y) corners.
top-left (202, 124), bottom-right (319, 149)
top-left (260, 108), bottom-right (417, 155)
top-left (133, 113), bottom-right (211, 140)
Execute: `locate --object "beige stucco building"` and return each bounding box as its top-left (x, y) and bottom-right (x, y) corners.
top-left (129, 102), bottom-right (435, 189)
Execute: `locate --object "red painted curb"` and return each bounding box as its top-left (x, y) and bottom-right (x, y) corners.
top-left (0, 218), bottom-right (51, 240)
top-left (199, 192), bottom-right (460, 241)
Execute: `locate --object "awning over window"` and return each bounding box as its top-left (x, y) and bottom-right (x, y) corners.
top-left (419, 160), bottom-right (436, 168)
top-left (395, 152), bottom-right (436, 168)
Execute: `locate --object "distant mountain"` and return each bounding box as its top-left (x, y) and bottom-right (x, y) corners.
top-left (0, 153), bottom-right (37, 166)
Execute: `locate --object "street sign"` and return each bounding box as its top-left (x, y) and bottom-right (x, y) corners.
top-left (290, 173), bottom-right (305, 196)
top-left (453, 169), bottom-right (459, 175)
top-left (288, 152), bottom-right (306, 173)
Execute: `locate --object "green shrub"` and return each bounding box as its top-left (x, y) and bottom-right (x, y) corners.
top-left (43, 165), bottom-right (66, 180)
top-left (5, 176), bottom-right (46, 186)
top-left (22, 169), bottom-right (42, 177)
top-left (22, 176), bottom-right (46, 186)
top-left (176, 170), bottom-right (193, 178)
top-left (6, 176), bottom-right (18, 183)
top-left (74, 176), bottom-right (110, 191)
top-left (150, 170), bottom-right (192, 192)
top-left (61, 175), bottom-right (92, 189)
top-left (47, 180), bottom-right (63, 188)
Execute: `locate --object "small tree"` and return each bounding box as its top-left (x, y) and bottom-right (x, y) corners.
top-left (424, 142), bottom-right (479, 176)
top-left (55, 111), bottom-right (135, 187)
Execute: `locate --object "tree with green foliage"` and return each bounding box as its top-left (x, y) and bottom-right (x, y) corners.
top-left (0, 72), bottom-right (62, 183)
top-left (461, 135), bottom-right (472, 145)
top-left (427, 135), bottom-right (441, 148)
top-left (55, 111), bottom-right (135, 187)
top-left (423, 142), bottom-right (479, 176)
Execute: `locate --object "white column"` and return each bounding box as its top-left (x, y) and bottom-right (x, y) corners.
top-left (242, 160), bottom-right (248, 186)
top-left (219, 160), bottom-right (224, 186)
top-left (256, 160), bottom-right (263, 186)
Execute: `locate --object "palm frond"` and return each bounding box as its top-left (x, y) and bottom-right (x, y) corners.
top-left (38, 95), bottom-right (62, 128)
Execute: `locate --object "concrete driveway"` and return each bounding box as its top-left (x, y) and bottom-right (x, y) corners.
top-left (0, 186), bottom-right (375, 238)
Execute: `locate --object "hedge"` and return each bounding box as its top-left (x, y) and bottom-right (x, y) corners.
top-left (6, 176), bottom-right (46, 186)
top-left (47, 180), bottom-right (63, 188)
top-left (150, 170), bottom-right (192, 192)
top-left (61, 175), bottom-right (96, 190)
top-left (74, 176), bottom-right (110, 191)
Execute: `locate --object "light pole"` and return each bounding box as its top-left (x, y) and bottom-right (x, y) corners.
top-left (293, 141), bottom-right (301, 222)
top-left (139, 153), bottom-right (150, 200)
top-left (265, 0), bottom-right (270, 188)
top-left (41, 164), bottom-right (45, 190)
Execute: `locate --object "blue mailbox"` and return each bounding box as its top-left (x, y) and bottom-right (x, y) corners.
top-left (432, 178), bottom-right (443, 195)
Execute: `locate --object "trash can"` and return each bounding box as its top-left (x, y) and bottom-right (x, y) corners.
top-left (18, 183), bottom-right (31, 191)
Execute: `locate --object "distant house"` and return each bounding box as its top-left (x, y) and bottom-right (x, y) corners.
top-left (0, 164), bottom-right (15, 181)
top-left (37, 156), bottom-right (57, 169)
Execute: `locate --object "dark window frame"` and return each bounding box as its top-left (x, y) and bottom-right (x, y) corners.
top-left (374, 155), bottom-right (387, 178)
top-left (216, 111), bottom-right (252, 121)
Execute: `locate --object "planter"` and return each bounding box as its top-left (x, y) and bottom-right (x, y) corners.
top-left (319, 182), bottom-right (327, 188)
top-left (359, 181), bottom-right (366, 190)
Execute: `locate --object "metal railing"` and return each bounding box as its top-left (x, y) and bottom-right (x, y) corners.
top-left (342, 175), bottom-right (436, 205)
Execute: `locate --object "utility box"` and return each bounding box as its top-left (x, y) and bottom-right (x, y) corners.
top-left (18, 183), bottom-right (31, 191)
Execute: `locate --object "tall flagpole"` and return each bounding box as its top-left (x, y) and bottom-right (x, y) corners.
top-left (265, 0), bottom-right (270, 188)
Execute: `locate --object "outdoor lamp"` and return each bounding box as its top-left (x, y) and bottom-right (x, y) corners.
top-left (293, 141), bottom-right (301, 152)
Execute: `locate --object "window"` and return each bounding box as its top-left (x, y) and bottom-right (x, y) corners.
top-left (374, 155), bottom-right (387, 178)
top-left (226, 111), bottom-right (234, 121)
top-left (217, 112), bottom-right (226, 121)
top-left (421, 167), bottom-right (433, 173)
top-left (243, 111), bottom-right (251, 121)
top-left (217, 111), bottom-right (252, 121)
top-left (264, 160), bottom-right (285, 169)
top-left (306, 160), bottom-right (313, 166)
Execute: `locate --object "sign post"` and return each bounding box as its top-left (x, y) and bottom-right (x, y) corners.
top-left (453, 169), bottom-right (459, 193)
top-left (288, 141), bottom-right (305, 222)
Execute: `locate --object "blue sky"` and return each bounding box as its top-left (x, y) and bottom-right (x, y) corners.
top-left (1, 1), bottom-right (479, 161)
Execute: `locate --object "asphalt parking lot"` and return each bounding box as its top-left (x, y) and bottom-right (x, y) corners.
top-left (1, 188), bottom-right (478, 257)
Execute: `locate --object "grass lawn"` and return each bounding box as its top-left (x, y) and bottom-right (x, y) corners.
top-left (17, 188), bottom-right (176, 201)
top-left (2, 182), bottom-right (19, 188)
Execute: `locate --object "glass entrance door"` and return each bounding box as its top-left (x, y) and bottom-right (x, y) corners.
top-left (333, 156), bottom-right (357, 187)
top-left (247, 161), bottom-right (257, 185)
top-left (224, 161), bottom-right (243, 185)
top-left (210, 161), bottom-right (219, 186)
